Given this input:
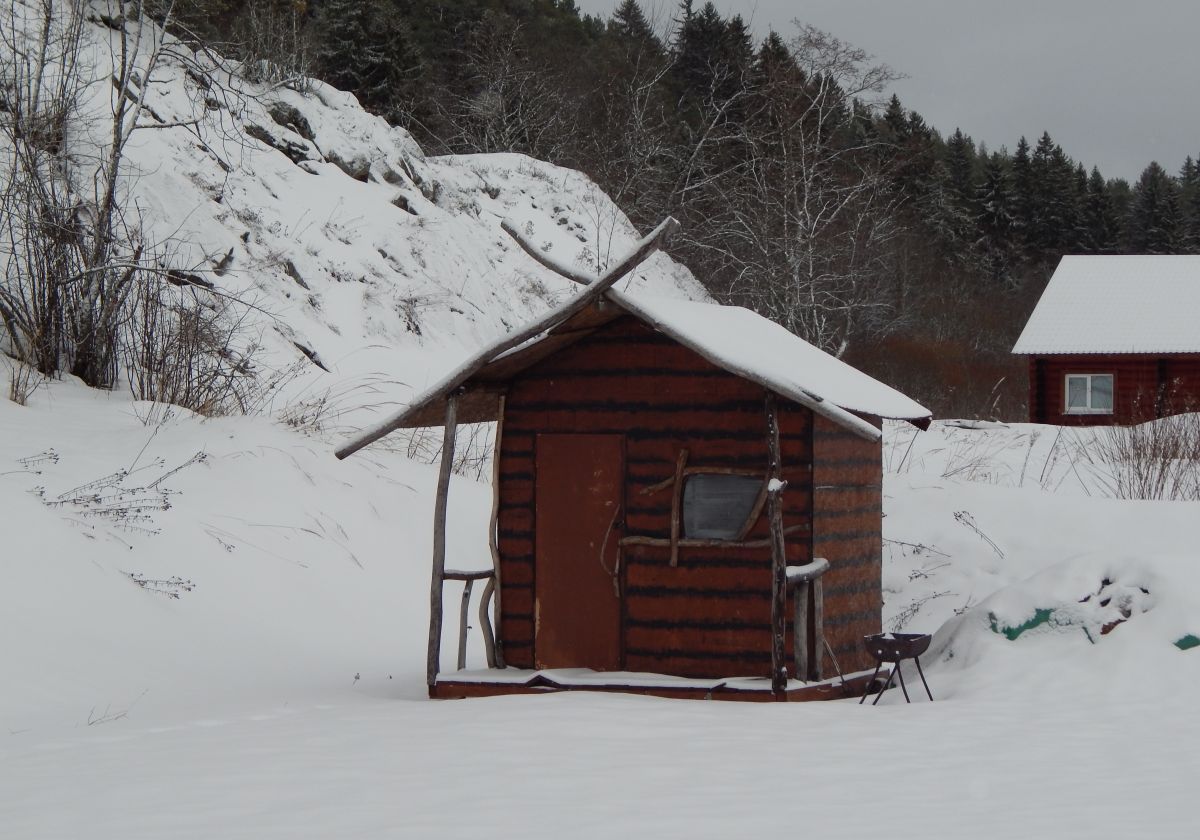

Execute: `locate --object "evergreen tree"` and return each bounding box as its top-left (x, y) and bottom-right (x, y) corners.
top-left (881, 94), bottom-right (907, 143)
top-left (974, 153), bottom-right (1016, 284)
top-left (1126, 161), bottom-right (1182, 253)
top-left (673, 1), bottom-right (744, 107)
top-left (944, 128), bottom-right (977, 210)
top-left (1010, 136), bottom-right (1036, 250)
top-left (314, 0), bottom-right (424, 120)
top-left (608, 0), bottom-right (662, 56)
top-left (1179, 155), bottom-right (1200, 253)
top-left (754, 29), bottom-right (795, 84)
top-left (1081, 167), bottom-right (1118, 253)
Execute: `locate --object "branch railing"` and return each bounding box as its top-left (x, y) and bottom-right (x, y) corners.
top-left (443, 569), bottom-right (498, 671)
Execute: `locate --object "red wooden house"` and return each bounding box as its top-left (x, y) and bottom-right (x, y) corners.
top-left (1015, 255), bottom-right (1200, 425)
top-left (338, 225), bottom-right (929, 701)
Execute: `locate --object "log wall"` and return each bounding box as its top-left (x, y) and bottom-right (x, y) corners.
top-left (495, 316), bottom-right (886, 680)
top-left (1028, 354), bottom-right (1200, 425)
top-left (811, 414), bottom-right (883, 674)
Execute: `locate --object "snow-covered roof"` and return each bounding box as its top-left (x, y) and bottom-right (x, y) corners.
top-left (338, 286), bottom-right (929, 455)
top-left (1013, 255), bottom-right (1200, 354)
top-left (610, 292), bottom-right (930, 427)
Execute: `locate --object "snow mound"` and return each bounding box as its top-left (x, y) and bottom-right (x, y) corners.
top-left (912, 551), bottom-right (1200, 703)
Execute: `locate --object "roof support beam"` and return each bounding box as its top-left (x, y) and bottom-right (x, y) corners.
top-left (501, 219), bottom-right (595, 287)
top-left (427, 394), bottom-right (459, 690)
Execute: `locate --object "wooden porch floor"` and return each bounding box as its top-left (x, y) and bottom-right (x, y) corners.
top-left (431, 667), bottom-right (884, 702)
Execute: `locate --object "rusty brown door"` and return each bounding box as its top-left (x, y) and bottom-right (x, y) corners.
top-left (534, 434), bottom-right (623, 671)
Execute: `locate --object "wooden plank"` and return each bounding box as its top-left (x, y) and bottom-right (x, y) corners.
top-left (619, 523), bottom-right (807, 549)
top-left (431, 670), bottom-right (881, 702)
top-left (443, 570), bottom-right (494, 581)
top-left (427, 395), bottom-right (459, 688)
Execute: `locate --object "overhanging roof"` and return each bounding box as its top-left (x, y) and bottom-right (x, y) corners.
top-left (337, 290), bottom-right (930, 456)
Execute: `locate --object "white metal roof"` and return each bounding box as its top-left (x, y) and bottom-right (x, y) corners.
top-left (1013, 255), bottom-right (1200, 355)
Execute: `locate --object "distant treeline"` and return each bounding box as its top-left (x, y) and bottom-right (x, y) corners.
top-left (169, 0), bottom-right (1200, 418)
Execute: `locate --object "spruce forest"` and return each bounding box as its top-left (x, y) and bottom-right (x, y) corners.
top-left (169, 0), bottom-right (1200, 418)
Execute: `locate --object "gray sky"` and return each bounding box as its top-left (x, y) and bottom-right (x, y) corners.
top-left (576, 0), bottom-right (1200, 182)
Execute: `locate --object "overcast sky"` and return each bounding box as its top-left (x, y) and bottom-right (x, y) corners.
top-left (576, 0), bottom-right (1200, 182)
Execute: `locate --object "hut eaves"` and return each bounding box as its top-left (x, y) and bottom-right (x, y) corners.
top-left (337, 287), bottom-right (930, 458)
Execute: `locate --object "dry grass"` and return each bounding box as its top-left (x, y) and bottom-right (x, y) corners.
top-left (1095, 413), bottom-right (1200, 501)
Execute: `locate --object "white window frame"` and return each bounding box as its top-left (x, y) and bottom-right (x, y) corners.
top-left (1064, 373), bottom-right (1114, 415)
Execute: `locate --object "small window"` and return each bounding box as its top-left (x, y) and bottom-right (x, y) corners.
top-left (682, 474), bottom-right (762, 539)
top-left (1065, 374), bottom-right (1114, 414)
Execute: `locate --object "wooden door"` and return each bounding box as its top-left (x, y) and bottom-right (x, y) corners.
top-left (535, 434), bottom-right (623, 670)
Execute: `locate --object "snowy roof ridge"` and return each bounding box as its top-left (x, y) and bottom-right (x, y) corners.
top-left (1013, 255), bottom-right (1200, 355)
top-left (338, 286), bottom-right (929, 456)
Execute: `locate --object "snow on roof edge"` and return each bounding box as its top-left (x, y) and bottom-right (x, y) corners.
top-left (339, 288), bottom-right (936, 454)
top-left (608, 291), bottom-right (884, 441)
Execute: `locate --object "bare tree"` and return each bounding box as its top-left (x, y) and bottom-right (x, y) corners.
top-left (1, 0), bottom-right (262, 408)
top-left (721, 26), bottom-right (905, 357)
top-left (434, 14), bottom-right (579, 163)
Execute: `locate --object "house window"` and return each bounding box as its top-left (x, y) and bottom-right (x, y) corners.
top-left (682, 474), bottom-right (763, 539)
top-left (1065, 374), bottom-right (1114, 414)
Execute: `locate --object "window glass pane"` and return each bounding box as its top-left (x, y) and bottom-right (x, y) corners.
top-left (1091, 375), bottom-right (1113, 411)
top-left (682, 474), bottom-right (762, 539)
top-left (1066, 376), bottom-right (1087, 410)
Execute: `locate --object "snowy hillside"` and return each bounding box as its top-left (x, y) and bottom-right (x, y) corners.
top-left (3, 7), bottom-right (1200, 840)
top-left (14, 4), bottom-right (706, 417)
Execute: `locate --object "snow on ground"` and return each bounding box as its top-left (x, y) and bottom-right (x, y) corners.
top-left (3, 398), bottom-right (1200, 838)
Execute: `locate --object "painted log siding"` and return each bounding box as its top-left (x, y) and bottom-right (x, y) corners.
top-left (811, 415), bottom-right (883, 674)
top-left (1028, 354), bottom-right (1200, 425)
top-left (495, 316), bottom-right (885, 680)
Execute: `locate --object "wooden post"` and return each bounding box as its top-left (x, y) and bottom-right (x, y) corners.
top-left (765, 392), bottom-right (788, 695)
top-left (793, 580), bottom-right (809, 682)
top-left (487, 394), bottom-right (506, 668)
top-left (478, 576), bottom-right (497, 667)
top-left (669, 448), bottom-right (688, 567)
top-left (457, 578), bottom-right (475, 671)
top-left (812, 576), bottom-right (824, 681)
top-left (427, 394), bottom-right (459, 689)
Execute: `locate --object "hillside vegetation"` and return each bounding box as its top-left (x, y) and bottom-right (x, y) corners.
top-left (150, 0), bottom-right (1200, 418)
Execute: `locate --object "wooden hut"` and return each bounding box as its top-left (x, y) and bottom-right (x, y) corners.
top-left (338, 220), bottom-right (930, 701)
top-left (1015, 255), bottom-right (1200, 425)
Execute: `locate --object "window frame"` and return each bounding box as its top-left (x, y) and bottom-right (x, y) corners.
top-left (680, 472), bottom-right (768, 541)
top-left (1063, 373), bottom-right (1115, 415)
